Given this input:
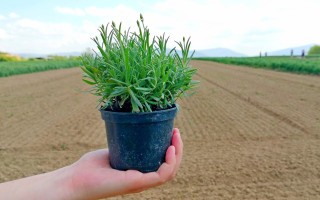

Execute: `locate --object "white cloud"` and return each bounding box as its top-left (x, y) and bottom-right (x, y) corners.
top-left (0, 18), bottom-right (99, 53)
top-left (9, 13), bottom-right (20, 18)
top-left (0, 14), bottom-right (6, 20)
top-left (142, 0), bottom-right (320, 55)
top-left (2, 0), bottom-right (320, 55)
top-left (55, 5), bottom-right (139, 27)
top-left (143, 0), bottom-right (254, 50)
top-left (55, 6), bottom-right (85, 16)
top-left (0, 29), bottom-right (13, 39)
top-left (85, 5), bottom-right (138, 18)
top-left (17, 18), bottom-right (74, 35)
top-left (55, 5), bottom-right (138, 21)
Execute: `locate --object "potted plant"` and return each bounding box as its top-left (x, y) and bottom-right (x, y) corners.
top-left (81, 14), bottom-right (199, 172)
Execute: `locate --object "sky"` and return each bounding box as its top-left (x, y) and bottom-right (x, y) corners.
top-left (0, 0), bottom-right (319, 56)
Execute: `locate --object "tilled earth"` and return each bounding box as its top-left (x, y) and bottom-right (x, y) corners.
top-left (0, 60), bottom-right (320, 199)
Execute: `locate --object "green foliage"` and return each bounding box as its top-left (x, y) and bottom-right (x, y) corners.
top-left (48, 55), bottom-right (69, 60)
top-left (81, 15), bottom-right (199, 113)
top-left (0, 60), bottom-right (81, 77)
top-left (69, 56), bottom-right (80, 60)
top-left (308, 45), bottom-right (320, 55)
top-left (27, 58), bottom-right (38, 61)
top-left (194, 57), bottom-right (320, 75)
top-left (48, 55), bottom-right (80, 60)
top-left (0, 55), bottom-right (20, 62)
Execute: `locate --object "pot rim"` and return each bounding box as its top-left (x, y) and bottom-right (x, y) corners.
top-left (99, 104), bottom-right (177, 115)
top-left (100, 104), bottom-right (178, 123)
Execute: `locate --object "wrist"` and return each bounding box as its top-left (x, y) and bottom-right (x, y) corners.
top-left (46, 165), bottom-right (76, 200)
top-left (0, 165), bottom-right (76, 200)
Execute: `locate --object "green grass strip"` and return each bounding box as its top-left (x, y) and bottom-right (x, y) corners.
top-left (194, 57), bottom-right (320, 75)
top-left (0, 60), bottom-right (81, 77)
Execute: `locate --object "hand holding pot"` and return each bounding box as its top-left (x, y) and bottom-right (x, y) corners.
top-left (0, 128), bottom-right (182, 200)
top-left (69, 128), bottom-right (183, 200)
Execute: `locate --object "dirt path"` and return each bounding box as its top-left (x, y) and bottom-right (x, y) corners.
top-left (0, 61), bottom-right (319, 199)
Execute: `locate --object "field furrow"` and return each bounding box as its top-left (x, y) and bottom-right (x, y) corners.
top-left (1, 61), bottom-right (320, 199)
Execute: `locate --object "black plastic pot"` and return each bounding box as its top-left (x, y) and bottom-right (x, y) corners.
top-left (100, 105), bottom-right (178, 173)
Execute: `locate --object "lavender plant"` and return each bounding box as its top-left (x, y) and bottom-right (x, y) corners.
top-left (81, 14), bottom-right (199, 113)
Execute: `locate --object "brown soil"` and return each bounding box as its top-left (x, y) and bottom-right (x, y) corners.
top-left (1, 61), bottom-right (320, 199)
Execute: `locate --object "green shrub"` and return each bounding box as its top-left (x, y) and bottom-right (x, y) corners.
top-left (0, 55), bottom-right (20, 62)
top-left (81, 14), bottom-right (199, 113)
top-left (308, 45), bottom-right (320, 55)
top-left (27, 58), bottom-right (38, 61)
top-left (48, 55), bottom-right (69, 60)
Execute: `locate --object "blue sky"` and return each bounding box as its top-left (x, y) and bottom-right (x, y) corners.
top-left (0, 0), bottom-right (156, 24)
top-left (0, 0), bottom-right (319, 56)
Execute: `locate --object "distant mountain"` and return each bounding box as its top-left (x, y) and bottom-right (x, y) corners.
top-left (16, 53), bottom-right (46, 58)
top-left (16, 52), bottom-right (82, 58)
top-left (269, 44), bottom-right (316, 56)
top-left (16, 48), bottom-right (246, 59)
top-left (172, 48), bottom-right (246, 57)
top-left (13, 44), bottom-right (320, 59)
top-left (195, 48), bottom-right (246, 57)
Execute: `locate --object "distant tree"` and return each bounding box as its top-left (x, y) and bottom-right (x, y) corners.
top-left (69, 56), bottom-right (80, 60)
top-left (84, 47), bottom-right (93, 54)
top-left (47, 55), bottom-right (68, 60)
top-left (82, 47), bottom-right (94, 58)
top-left (308, 45), bottom-right (320, 55)
top-left (28, 58), bottom-right (38, 61)
top-left (0, 53), bottom-right (21, 62)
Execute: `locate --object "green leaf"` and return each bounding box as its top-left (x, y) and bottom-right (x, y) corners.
top-left (80, 66), bottom-right (94, 79)
top-left (182, 91), bottom-right (196, 97)
top-left (91, 67), bottom-right (101, 74)
top-left (82, 79), bottom-right (96, 85)
top-left (110, 78), bottom-right (130, 86)
top-left (134, 87), bottom-right (153, 92)
top-left (150, 95), bottom-right (160, 101)
top-left (191, 80), bottom-right (200, 85)
top-left (131, 99), bottom-right (140, 113)
top-left (144, 102), bottom-right (152, 112)
top-left (110, 87), bottom-right (126, 96)
top-left (146, 99), bottom-right (158, 105)
top-left (120, 95), bottom-right (129, 106)
top-left (128, 87), bottom-right (143, 109)
top-left (162, 69), bottom-right (172, 83)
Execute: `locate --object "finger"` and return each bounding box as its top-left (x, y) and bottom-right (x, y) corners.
top-left (172, 128), bottom-right (183, 175)
top-left (156, 145), bottom-right (176, 182)
top-left (165, 145), bottom-right (176, 165)
top-left (172, 128), bottom-right (183, 155)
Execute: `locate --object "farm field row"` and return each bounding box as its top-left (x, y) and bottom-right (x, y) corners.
top-left (0, 60), bottom-right (80, 77)
top-left (0, 60), bottom-right (319, 199)
top-left (194, 57), bottom-right (320, 75)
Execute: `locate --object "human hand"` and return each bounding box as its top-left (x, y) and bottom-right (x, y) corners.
top-left (67, 128), bottom-right (183, 200)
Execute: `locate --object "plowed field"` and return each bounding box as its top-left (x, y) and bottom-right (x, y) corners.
top-left (1, 60), bottom-right (320, 199)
